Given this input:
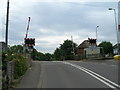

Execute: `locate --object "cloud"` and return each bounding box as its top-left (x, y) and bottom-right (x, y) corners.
top-left (1, 1), bottom-right (119, 53)
top-left (11, 0), bottom-right (120, 3)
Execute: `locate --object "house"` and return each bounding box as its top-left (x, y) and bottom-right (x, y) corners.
top-left (0, 42), bottom-right (6, 61)
top-left (77, 38), bottom-right (97, 55)
top-left (77, 40), bottom-right (90, 55)
top-left (113, 43), bottom-right (120, 55)
top-left (0, 42), bottom-right (6, 52)
top-left (77, 38), bottom-right (101, 59)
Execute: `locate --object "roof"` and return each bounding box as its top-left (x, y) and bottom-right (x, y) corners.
top-left (113, 43), bottom-right (120, 48)
top-left (78, 40), bottom-right (90, 49)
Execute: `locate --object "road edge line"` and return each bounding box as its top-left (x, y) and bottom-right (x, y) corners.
top-left (63, 62), bottom-right (118, 89)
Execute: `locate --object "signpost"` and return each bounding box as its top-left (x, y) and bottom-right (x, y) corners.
top-left (24, 17), bottom-right (35, 54)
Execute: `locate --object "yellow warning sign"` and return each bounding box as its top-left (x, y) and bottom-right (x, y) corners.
top-left (92, 51), bottom-right (95, 54)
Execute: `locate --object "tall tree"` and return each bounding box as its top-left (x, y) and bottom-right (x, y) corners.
top-left (54, 39), bottom-right (77, 60)
top-left (54, 48), bottom-right (63, 60)
top-left (8, 45), bottom-right (24, 54)
top-left (44, 53), bottom-right (52, 61)
top-left (32, 48), bottom-right (46, 61)
top-left (98, 41), bottom-right (113, 54)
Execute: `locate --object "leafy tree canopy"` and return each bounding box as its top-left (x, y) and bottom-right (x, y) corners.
top-left (98, 41), bottom-right (113, 54)
top-left (54, 39), bottom-right (78, 60)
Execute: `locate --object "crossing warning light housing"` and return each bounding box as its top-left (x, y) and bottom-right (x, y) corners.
top-left (24, 38), bottom-right (35, 46)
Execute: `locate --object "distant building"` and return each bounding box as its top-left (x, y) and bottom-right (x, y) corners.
top-left (77, 38), bottom-right (101, 59)
top-left (77, 40), bottom-right (90, 55)
top-left (0, 42), bottom-right (6, 61)
top-left (113, 43), bottom-right (120, 55)
top-left (77, 39), bottom-right (97, 55)
top-left (0, 42), bottom-right (6, 52)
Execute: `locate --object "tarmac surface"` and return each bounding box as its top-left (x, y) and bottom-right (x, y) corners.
top-left (16, 59), bottom-right (119, 89)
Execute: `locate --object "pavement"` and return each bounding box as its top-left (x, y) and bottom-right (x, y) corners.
top-left (16, 61), bottom-right (41, 88)
top-left (15, 59), bottom-right (120, 89)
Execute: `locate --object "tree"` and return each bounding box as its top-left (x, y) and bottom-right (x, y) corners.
top-left (54, 48), bottom-right (63, 60)
top-left (32, 48), bottom-right (46, 61)
top-left (9, 45), bottom-right (24, 54)
top-left (54, 39), bottom-right (78, 60)
top-left (98, 41), bottom-right (113, 54)
top-left (37, 52), bottom-right (46, 61)
top-left (44, 53), bottom-right (53, 61)
top-left (32, 48), bottom-right (38, 60)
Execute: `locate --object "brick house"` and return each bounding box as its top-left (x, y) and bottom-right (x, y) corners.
top-left (77, 40), bottom-right (90, 55)
top-left (77, 39), bottom-right (101, 59)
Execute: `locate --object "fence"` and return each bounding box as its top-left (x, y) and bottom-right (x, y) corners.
top-left (86, 54), bottom-right (105, 60)
top-left (7, 61), bottom-right (15, 85)
top-left (26, 54), bottom-right (32, 67)
top-left (75, 55), bottom-right (86, 60)
top-left (75, 53), bottom-right (105, 60)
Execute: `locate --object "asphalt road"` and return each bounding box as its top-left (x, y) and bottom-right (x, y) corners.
top-left (16, 60), bottom-right (120, 89)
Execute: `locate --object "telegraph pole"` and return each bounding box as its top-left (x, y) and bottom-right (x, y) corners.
top-left (5, 0), bottom-right (10, 48)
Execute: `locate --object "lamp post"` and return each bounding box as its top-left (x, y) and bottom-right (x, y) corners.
top-left (108, 8), bottom-right (119, 54)
top-left (96, 26), bottom-right (99, 45)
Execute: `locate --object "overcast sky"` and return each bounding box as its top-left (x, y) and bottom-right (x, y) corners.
top-left (0, 0), bottom-right (120, 54)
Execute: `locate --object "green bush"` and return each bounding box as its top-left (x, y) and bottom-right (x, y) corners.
top-left (13, 55), bottom-right (28, 79)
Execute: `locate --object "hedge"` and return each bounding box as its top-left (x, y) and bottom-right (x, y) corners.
top-left (13, 55), bottom-right (28, 79)
top-left (2, 53), bottom-right (28, 79)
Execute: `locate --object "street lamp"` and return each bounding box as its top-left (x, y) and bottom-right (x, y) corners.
top-left (108, 8), bottom-right (119, 54)
top-left (96, 26), bottom-right (99, 45)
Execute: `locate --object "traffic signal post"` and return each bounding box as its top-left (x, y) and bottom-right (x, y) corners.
top-left (24, 38), bottom-right (35, 53)
top-left (24, 38), bottom-right (35, 46)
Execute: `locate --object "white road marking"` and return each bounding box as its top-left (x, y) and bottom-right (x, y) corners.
top-left (62, 61), bottom-right (120, 89)
top-left (101, 63), bottom-right (117, 67)
top-left (101, 63), bottom-right (106, 65)
top-left (111, 65), bottom-right (116, 67)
